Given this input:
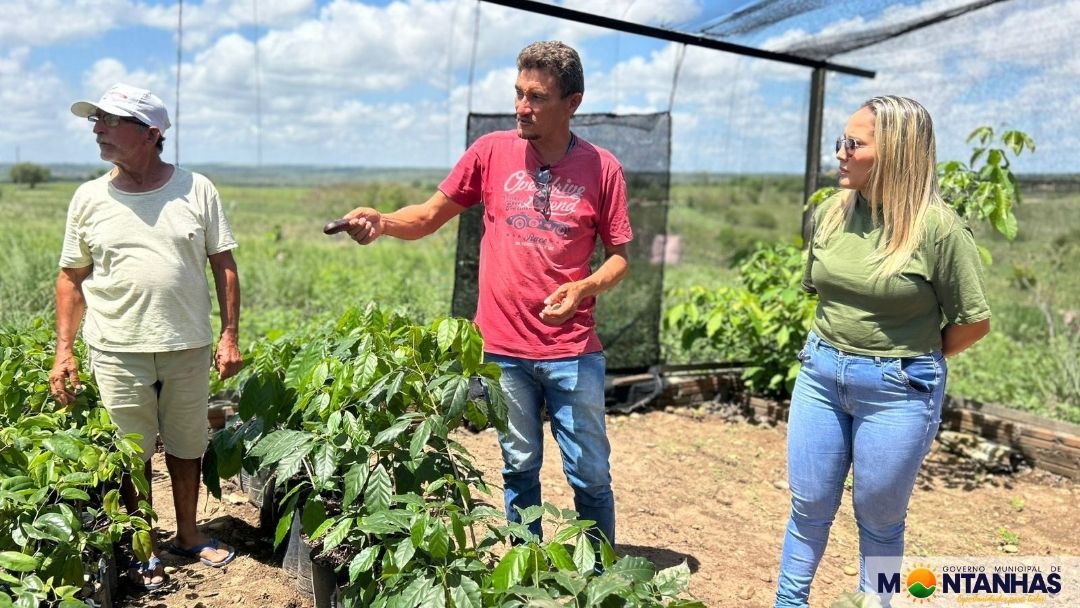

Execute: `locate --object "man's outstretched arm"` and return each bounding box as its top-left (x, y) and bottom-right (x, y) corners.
top-left (342, 191), bottom-right (467, 244)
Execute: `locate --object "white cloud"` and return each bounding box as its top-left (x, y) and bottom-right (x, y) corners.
top-left (561, 0), bottom-right (702, 27)
top-left (139, 0), bottom-right (314, 51)
top-left (0, 0), bottom-right (130, 48)
top-left (818, 0), bottom-right (1079, 172)
top-left (0, 0), bottom-right (315, 52)
top-left (0, 47), bottom-right (72, 161)
top-left (0, 0), bottom-right (1075, 172)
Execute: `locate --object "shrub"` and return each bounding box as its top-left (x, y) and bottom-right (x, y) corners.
top-left (206, 305), bottom-right (700, 606)
top-left (9, 163), bottom-right (51, 189)
top-left (665, 241), bottom-right (815, 397)
top-left (0, 321), bottom-right (154, 607)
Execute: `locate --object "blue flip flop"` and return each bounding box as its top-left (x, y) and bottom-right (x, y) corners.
top-left (129, 555), bottom-right (167, 591)
top-left (170, 538), bottom-right (236, 567)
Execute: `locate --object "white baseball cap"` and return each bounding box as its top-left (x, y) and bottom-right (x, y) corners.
top-left (71, 83), bottom-right (171, 132)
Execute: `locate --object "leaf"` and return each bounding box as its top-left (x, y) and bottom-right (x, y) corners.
top-left (409, 516), bottom-right (426, 548)
top-left (544, 542), bottom-right (576, 572)
top-left (42, 434), bottom-right (81, 461)
top-left (491, 546), bottom-right (529, 590)
top-left (284, 342), bottom-right (325, 390)
top-left (357, 510), bottom-right (410, 535)
top-left (364, 464), bottom-right (392, 513)
top-left (830, 591), bottom-right (884, 608)
top-left (448, 577), bottom-right (481, 608)
top-left (211, 432), bottom-right (243, 480)
top-left (461, 330), bottom-right (484, 376)
top-left (344, 463), bottom-right (370, 506)
top-left (426, 520), bottom-right (450, 560)
top-left (653, 561), bottom-right (692, 595)
top-left (275, 438), bottom-right (316, 482)
top-left (309, 516), bottom-right (336, 541)
top-left (585, 573), bottom-right (627, 604)
top-left (399, 575), bottom-right (442, 608)
top-left (349, 546), bottom-right (379, 580)
top-left (274, 503), bottom-right (295, 549)
top-left (1002, 130), bottom-right (1026, 155)
top-left (0, 551), bottom-right (38, 572)
top-left (572, 536), bottom-right (595, 575)
top-left (483, 380), bottom-right (509, 433)
top-left (249, 429), bottom-right (315, 465)
top-left (132, 529), bottom-right (153, 563)
top-left (608, 555), bottom-right (655, 583)
top-left (435, 318), bottom-right (456, 353)
top-left (439, 376), bottom-right (470, 427)
top-left (32, 512), bottom-right (74, 542)
top-left (385, 371), bottom-right (405, 407)
top-left (322, 517), bottom-right (355, 552)
top-left (393, 538), bottom-right (416, 570)
top-left (450, 511), bottom-right (468, 551)
top-left (600, 540), bottom-right (618, 569)
top-left (202, 449), bottom-right (221, 498)
top-left (462, 400), bottom-right (488, 430)
top-left (372, 418), bottom-right (411, 447)
top-left (966, 126), bottom-right (993, 146)
top-left (58, 488), bottom-right (90, 502)
top-left (409, 418), bottom-right (433, 461)
top-left (969, 147), bottom-right (986, 167)
top-left (311, 442), bottom-right (337, 487)
top-left (238, 373), bottom-right (287, 422)
top-left (103, 488), bottom-right (120, 516)
top-left (59, 553), bottom-right (84, 586)
top-left (991, 206), bottom-right (1018, 241)
top-left (302, 496), bottom-right (327, 537)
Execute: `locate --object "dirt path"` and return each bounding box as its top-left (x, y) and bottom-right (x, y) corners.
top-left (123, 408), bottom-right (1078, 608)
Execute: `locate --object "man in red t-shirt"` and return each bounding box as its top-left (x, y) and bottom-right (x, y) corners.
top-left (340, 41), bottom-right (632, 548)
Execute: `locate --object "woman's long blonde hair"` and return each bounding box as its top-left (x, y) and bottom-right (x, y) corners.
top-left (816, 95), bottom-right (944, 279)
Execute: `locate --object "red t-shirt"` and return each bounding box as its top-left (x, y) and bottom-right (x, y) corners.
top-left (439, 130), bottom-right (633, 359)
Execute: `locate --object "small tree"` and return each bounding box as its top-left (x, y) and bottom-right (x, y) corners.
top-left (10, 162), bottom-right (51, 188)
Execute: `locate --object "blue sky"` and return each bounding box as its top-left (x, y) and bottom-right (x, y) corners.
top-left (1, 0), bottom-right (1074, 173)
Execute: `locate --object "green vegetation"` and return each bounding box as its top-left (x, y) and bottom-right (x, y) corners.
top-left (8, 163), bottom-right (52, 189)
top-left (1, 323), bottom-right (154, 607)
top-left (205, 306), bottom-right (699, 606)
top-left (997, 527), bottom-right (1020, 547)
top-left (0, 161), bottom-right (1077, 422)
top-left (665, 241), bottom-right (814, 397)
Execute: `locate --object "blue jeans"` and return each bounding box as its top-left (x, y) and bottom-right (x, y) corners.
top-left (775, 331), bottom-right (945, 608)
top-left (485, 352), bottom-right (615, 547)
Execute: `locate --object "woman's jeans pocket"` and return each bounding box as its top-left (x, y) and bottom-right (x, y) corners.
top-left (896, 353), bottom-right (942, 394)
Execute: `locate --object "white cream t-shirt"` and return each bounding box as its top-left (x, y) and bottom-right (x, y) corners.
top-left (59, 168), bottom-right (237, 352)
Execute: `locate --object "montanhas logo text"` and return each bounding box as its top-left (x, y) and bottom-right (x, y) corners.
top-left (878, 564), bottom-right (1063, 600)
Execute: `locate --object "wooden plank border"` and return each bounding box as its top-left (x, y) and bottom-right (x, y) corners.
top-left (649, 372), bottom-right (1080, 480)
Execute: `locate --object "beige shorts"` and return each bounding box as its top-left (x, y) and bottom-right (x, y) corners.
top-left (90, 346), bottom-right (212, 461)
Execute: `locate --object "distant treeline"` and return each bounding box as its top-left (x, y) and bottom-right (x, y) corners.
top-left (3, 163), bottom-right (1079, 193)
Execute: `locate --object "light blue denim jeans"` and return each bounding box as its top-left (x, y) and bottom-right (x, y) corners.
top-left (485, 352), bottom-right (615, 547)
top-left (775, 331), bottom-right (945, 608)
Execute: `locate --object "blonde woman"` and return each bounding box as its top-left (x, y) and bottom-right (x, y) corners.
top-left (774, 96), bottom-right (991, 607)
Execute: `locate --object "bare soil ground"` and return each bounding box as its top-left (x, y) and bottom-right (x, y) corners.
top-left (122, 407), bottom-right (1078, 608)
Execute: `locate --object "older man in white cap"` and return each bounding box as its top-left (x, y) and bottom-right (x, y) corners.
top-left (51, 83), bottom-right (242, 589)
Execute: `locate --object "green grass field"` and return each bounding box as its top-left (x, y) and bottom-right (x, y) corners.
top-left (2, 174), bottom-right (1077, 423)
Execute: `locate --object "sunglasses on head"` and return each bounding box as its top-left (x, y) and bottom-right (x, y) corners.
top-left (532, 165), bottom-right (552, 218)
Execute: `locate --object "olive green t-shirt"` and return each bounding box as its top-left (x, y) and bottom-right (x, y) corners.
top-left (803, 192), bottom-right (990, 357)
